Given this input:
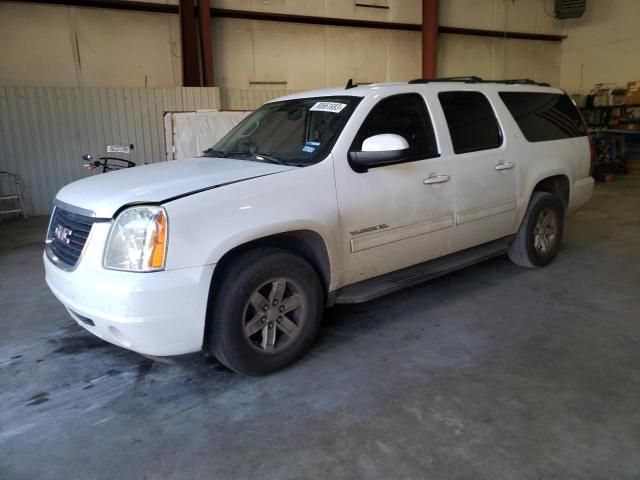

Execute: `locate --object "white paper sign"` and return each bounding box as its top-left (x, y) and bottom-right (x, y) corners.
top-left (107, 145), bottom-right (130, 154)
top-left (310, 102), bottom-right (347, 113)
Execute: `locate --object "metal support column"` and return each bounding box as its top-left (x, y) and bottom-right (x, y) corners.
top-left (199, 0), bottom-right (214, 86)
top-left (180, 0), bottom-right (200, 86)
top-left (422, 0), bottom-right (438, 78)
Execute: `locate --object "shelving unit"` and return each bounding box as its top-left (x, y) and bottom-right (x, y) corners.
top-left (583, 104), bottom-right (640, 180)
top-left (581, 104), bottom-right (640, 128)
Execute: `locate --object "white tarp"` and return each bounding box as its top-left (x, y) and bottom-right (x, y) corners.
top-left (164, 110), bottom-right (250, 161)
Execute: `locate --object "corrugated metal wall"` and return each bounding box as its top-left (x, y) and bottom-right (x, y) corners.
top-left (0, 86), bottom-right (220, 216)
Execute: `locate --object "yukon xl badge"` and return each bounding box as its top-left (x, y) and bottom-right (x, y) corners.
top-left (54, 225), bottom-right (73, 244)
top-left (350, 224), bottom-right (389, 236)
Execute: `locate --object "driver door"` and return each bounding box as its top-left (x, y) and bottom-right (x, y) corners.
top-left (333, 92), bottom-right (456, 286)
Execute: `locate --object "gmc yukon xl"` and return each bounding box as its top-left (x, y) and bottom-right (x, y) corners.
top-left (44, 77), bottom-right (594, 375)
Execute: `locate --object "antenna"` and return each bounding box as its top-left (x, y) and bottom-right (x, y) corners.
top-left (345, 79), bottom-right (356, 90)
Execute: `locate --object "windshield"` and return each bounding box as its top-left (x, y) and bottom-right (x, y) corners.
top-left (205, 96), bottom-right (362, 166)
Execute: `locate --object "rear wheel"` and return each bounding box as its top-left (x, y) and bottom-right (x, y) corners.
top-left (508, 191), bottom-right (564, 268)
top-left (208, 248), bottom-right (324, 376)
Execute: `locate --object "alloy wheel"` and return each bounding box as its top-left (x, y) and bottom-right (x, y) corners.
top-left (533, 208), bottom-right (558, 254)
top-left (242, 278), bottom-right (305, 353)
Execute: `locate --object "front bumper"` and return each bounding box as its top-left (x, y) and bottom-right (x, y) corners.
top-left (44, 252), bottom-right (214, 356)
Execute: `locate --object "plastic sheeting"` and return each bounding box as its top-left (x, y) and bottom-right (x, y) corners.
top-left (164, 110), bottom-right (250, 161)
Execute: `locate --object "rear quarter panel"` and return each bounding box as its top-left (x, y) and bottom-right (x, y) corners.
top-left (512, 135), bottom-right (590, 228)
top-left (490, 86), bottom-right (591, 230)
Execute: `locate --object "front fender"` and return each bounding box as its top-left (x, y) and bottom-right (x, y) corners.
top-left (204, 220), bottom-right (340, 290)
top-left (163, 160), bottom-right (343, 290)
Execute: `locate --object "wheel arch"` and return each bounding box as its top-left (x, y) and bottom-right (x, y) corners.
top-left (532, 174), bottom-right (570, 210)
top-left (203, 230), bottom-right (333, 350)
top-left (514, 172), bottom-right (570, 233)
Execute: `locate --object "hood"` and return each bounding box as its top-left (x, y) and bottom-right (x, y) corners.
top-left (56, 157), bottom-right (296, 218)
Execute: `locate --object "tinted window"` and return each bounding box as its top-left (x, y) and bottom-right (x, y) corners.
top-left (499, 92), bottom-right (587, 142)
top-left (438, 91), bottom-right (503, 154)
top-left (351, 93), bottom-right (438, 160)
top-left (211, 96), bottom-right (361, 166)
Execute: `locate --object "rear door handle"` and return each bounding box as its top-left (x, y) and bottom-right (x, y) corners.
top-left (495, 161), bottom-right (515, 170)
top-left (423, 174), bottom-right (450, 185)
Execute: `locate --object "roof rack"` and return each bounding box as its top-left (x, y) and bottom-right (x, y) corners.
top-left (408, 76), bottom-right (482, 84)
top-left (408, 76), bottom-right (550, 87)
top-left (486, 78), bottom-right (551, 87)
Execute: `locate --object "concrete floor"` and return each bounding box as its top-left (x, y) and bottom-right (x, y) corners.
top-left (1, 175), bottom-right (639, 480)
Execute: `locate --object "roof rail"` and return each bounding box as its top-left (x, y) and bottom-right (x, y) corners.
top-left (485, 78), bottom-right (551, 87)
top-left (407, 77), bottom-right (551, 87)
top-left (408, 76), bottom-right (483, 84)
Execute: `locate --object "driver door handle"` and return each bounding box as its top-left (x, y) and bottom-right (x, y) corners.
top-left (423, 174), bottom-right (450, 185)
top-left (495, 161), bottom-right (515, 170)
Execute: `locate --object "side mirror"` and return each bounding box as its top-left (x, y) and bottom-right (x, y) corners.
top-left (349, 134), bottom-right (409, 172)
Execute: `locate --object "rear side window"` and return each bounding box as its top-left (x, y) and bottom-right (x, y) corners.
top-left (499, 92), bottom-right (587, 142)
top-left (351, 93), bottom-right (439, 160)
top-left (438, 91), bottom-right (503, 154)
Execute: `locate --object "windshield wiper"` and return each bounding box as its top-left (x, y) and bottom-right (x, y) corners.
top-left (202, 148), bottom-right (229, 157)
top-left (203, 150), bottom-right (288, 165)
top-left (239, 152), bottom-right (287, 165)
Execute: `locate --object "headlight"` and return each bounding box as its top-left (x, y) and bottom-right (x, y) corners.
top-left (104, 206), bottom-right (168, 272)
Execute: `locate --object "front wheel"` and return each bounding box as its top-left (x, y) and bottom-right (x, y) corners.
top-left (508, 191), bottom-right (565, 268)
top-left (208, 248), bottom-right (324, 376)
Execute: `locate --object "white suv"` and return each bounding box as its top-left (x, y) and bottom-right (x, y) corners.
top-left (44, 77), bottom-right (594, 375)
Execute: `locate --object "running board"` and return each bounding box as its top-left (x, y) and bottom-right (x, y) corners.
top-left (333, 236), bottom-right (513, 304)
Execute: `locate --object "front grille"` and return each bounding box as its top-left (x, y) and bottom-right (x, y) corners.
top-left (46, 207), bottom-right (96, 270)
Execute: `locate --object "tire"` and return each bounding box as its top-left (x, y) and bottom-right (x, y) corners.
top-left (208, 248), bottom-right (324, 376)
top-left (508, 191), bottom-right (565, 268)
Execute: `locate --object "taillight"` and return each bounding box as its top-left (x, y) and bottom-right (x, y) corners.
top-left (588, 135), bottom-right (596, 176)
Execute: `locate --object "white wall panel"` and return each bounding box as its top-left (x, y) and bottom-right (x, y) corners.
top-left (503, 39), bottom-right (561, 86)
top-left (214, 18), bottom-right (256, 89)
top-left (72, 9), bottom-right (182, 88)
top-left (325, 27), bottom-right (389, 86)
top-left (437, 34), bottom-right (560, 86)
top-left (213, 0), bottom-right (422, 23)
top-left (437, 35), bottom-right (497, 79)
top-left (219, 88), bottom-right (295, 110)
top-left (387, 30), bottom-right (422, 82)
top-left (0, 87), bottom-right (220, 216)
top-left (560, 0), bottom-right (640, 93)
top-left (439, 0), bottom-right (563, 34)
top-left (214, 18), bottom-right (422, 90)
top-left (325, 0), bottom-right (421, 23)
top-left (0, 4), bottom-right (78, 88)
top-left (0, 3), bottom-right (182, 88)
top-left (252, 21), bottom-right (327, 88)
top-left (2, 0), bottom-right (567, 92)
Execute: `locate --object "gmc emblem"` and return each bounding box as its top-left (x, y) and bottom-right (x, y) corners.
top-left (54, 224), bottom-right (73, 244)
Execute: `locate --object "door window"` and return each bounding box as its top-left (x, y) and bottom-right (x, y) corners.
top-left (438, 91), bottom-right (503, 154)
top-left (351, 93), bottom-right (439, 162)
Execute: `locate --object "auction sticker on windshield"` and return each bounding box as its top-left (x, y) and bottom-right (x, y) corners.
top-left (310, 102), bottom-right (347, 113)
